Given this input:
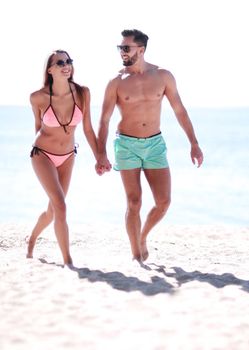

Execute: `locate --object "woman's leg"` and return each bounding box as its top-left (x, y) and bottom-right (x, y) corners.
top-left (27, 152), bottom-right (75, 264)
top-left (26, 202), bottom-right (53, 258)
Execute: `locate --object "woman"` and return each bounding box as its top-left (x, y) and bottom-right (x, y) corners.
top-left (26, 50), bottom-right (98, 265)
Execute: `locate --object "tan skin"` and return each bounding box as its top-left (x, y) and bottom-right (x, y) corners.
top-left (97, 35), bottom-right (203, 261)
top-left (27, 52), bottom-right (98, 265)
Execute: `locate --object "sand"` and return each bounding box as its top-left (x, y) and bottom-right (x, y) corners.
top-left (0, 222), bottom-right (249, 350)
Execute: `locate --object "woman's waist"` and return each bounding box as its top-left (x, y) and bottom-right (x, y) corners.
top-left (33, 135), bottom-right (76, 154)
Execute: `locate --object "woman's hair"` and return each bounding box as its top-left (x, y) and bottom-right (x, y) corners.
top-left (43, 50), bottom-right (83, 99)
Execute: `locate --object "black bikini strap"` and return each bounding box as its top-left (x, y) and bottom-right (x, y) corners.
top-left (30, 146), bottom-right (40, 158)
top-left (74, 143), bottom-right (79, 154)
top-left (49, 82), bottom-right (53, 104)
top-left (69, 82), bottom-right (76, 103)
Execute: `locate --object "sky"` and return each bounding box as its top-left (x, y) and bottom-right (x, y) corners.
top-left (0, 0), bottom-right (248, 107)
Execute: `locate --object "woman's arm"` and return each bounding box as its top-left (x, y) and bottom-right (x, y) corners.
top-left (81, 86), bottom-right (98, 159)
top-left (30, 91), bottom-right (42, 134)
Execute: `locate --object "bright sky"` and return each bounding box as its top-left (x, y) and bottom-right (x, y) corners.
top-left (1, 0), bottom-right (248, 107)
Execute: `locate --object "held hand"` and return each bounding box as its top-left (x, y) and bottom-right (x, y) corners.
top-left (95, 162), bottom-right (112, 175)
top-left (95, 155), bottom-right (112, 176)
top-left (191, 144), bottom-right (204, 168)
top-left (95, 163), bottom-right (106, 176)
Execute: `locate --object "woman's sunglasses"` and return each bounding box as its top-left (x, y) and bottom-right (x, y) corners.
top-left (55, 58), bottom-right (73, 67)
top-left (117, 45), bottom-right (142, 53)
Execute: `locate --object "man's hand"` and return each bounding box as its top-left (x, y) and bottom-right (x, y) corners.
top-left (95, 154), bottom-right (112, 175)
top-left (191, 144), bottom-right (204, 168)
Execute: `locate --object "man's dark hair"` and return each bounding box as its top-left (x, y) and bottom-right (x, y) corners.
top-left (121, 29), bottom-right (149, 50)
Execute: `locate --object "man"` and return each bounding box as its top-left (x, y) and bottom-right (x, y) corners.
top-left (97, 29), bottom-right (203, 262)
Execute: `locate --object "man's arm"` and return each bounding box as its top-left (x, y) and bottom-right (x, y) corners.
top-left (97, 78), bottom-right (118, 173)
top-left (163, 71), bottom-right (204, 167)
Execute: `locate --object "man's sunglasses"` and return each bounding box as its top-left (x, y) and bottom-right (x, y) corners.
top-left (117, 45), bottom-right (143, 53)
top-left (55, 58), bottom-right (73, 67)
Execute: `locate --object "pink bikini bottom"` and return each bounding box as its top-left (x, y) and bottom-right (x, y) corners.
top-left (30, 146), bottom-right (77, 168)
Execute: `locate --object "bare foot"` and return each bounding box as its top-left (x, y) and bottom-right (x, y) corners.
top-left (63, 255), bottom-right (73, 266)
top-left (141, 240), bottom-right (149, 261)
top-left (64, 262), bottom-right (75, 270)
top-left (132, 254), bottom-right (143, 262)
top-left (25, 236), bottom-right (34, 259)
top-left (130, 241), bottom-right (143, 262)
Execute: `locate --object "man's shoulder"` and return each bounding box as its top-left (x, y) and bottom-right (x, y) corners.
top-left (114, 68), bottom-right (126, 80)
top-left (145, 63), bottom-right (173, 77)
top-left (106, 71), bottom-right (124, 86)
top-left (155, 66), bottom-right (172, 76)
top-left (154, 66), bottom-right (175, 84)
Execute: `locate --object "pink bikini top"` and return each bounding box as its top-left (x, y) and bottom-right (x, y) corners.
top-left (42, 84), bottom-right (82, 133)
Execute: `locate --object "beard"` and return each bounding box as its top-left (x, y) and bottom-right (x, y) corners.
top-left (122, 53), bottom-right (138, 66)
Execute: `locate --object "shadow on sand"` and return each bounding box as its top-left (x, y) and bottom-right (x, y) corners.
top-left (39, 258), bottom-right (249, 296)
top-left (149, 263), bottom-right (249, 294)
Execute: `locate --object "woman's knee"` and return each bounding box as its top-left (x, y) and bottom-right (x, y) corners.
top-left (40, 209), bottom-right (54, 223)
top-left (51, 198), bottom-right (67, 220)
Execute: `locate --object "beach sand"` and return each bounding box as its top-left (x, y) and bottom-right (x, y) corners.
top-left (1, 222), bottom-right (249, 350)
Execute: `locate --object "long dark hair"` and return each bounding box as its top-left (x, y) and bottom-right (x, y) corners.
top-left (43, 50), bottom-right (84, 101)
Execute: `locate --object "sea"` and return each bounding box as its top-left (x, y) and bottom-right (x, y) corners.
top-left (0, 105), bottom-right (248, 227)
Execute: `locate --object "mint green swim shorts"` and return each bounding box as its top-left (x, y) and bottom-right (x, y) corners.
top-left (113, 132), bottom-right (169, 170)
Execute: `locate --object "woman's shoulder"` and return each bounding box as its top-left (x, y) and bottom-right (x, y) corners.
top-left (73, 83), bottom-right (91, 101)
top-left (71, 82), bottom-right (90, 93)
top-left (30, 87), bottom-right (49, 106)
top-left (82, 85), bottom-right (90, 95)
top-left (80, 85), bottom-right (90, 103)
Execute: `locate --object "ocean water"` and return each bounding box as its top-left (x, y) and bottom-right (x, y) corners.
top-left (0, 105), bottom-right (248, 227)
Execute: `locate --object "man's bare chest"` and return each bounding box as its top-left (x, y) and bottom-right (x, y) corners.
top-left (118, 77), bottom-right (164, 103)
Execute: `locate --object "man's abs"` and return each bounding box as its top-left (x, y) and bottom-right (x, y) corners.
top-left (117, 118), bottom-right (161, 138)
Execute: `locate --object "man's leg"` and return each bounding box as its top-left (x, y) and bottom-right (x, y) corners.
top-left (141, 168), bottom-right (171, 260)
top-left (120, 168), bottom-right (143, 261)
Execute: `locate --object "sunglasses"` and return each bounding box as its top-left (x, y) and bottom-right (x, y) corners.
top-left (54, 58), bottom-right (73, 67)
top-left (117, 45), bottom-right (143, 53)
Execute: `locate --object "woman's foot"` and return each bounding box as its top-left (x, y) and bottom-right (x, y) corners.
top-left (63, 255), bottom-right (73, 266)
top-left (25, 236), bottom-right (34, 258)
top-left (141, 239), bottom-right (149, 261)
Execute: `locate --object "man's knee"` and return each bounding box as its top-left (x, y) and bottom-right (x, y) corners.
top-left (157, 196), bottom-right (171, 214)
top-left (127, 196), bottom-right (142, 213)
